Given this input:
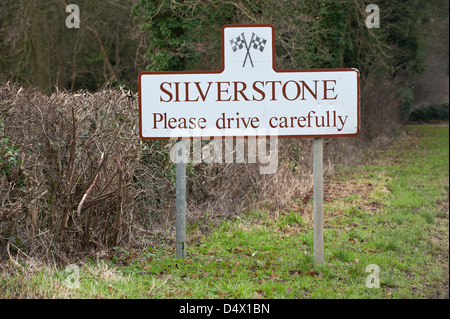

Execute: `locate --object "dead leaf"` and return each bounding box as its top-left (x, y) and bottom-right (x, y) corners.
top-left (254, 290), bottom-right (265, 299)
top-left (307, 269), bottom-right (319, 277)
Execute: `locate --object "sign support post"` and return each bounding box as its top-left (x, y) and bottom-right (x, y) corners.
top-left (176, 140), bottom-right (187, 259)
top-left (313, 138), bottom-right (324, 264)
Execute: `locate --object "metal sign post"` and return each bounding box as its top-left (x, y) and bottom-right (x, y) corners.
top-left (176, 140), bottom-right (187, 259)
top-left (313, 138), bottom-right (324, 264)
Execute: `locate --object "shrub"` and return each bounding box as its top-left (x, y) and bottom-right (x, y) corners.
top-left (398, 86), bottom-right (415, 122)
top-left (0, 119), bottom-right (20, 176)
top-left (0, 83), bottom-right (315, 263)
top-left (409, 103), bottom-right (449, 122)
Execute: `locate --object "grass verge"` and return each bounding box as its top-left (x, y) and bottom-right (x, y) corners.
top-left (1, 125), bottom-right (448, 299)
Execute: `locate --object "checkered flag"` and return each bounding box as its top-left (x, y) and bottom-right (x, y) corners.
top-left (250, 35), bottom-right (267, 52)
top-left (229, 33), bottom-right (246, 52)
top-left (229, 32), bottom-right (268, 67)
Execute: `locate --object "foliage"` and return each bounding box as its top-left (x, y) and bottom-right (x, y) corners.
top-left (0, 84), bottom-right (312, 262)
top-left (398, 85), bottom-right (415, 121)
top-left (0, 0), bottom-right (442, 101)
top-left (130, 0), bottom-right (433, 77)
top-left (132, 0), bottom-right (202, 71)
top-left (0, 0), bottom-right (144, 93)
top-left (0, 83), bottom-right (142, 259)
top-left (0, 119), bottom-right (20, 176)
top-left (409, 103), bottom-right (449, 122)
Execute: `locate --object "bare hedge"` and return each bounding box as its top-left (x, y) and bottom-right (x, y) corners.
top-left (0, 83), bottom-right (318, 263)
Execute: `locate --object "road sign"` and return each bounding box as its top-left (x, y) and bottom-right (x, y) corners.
top-left (139, 24), bottom-right (359, 140)
top-left (138, 24), bottom-right (360, 263)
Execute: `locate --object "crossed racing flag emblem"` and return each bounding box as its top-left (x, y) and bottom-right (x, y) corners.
top-left (229, 32), bottom-right (267, 67)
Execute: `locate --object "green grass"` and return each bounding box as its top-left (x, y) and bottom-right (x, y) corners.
top-left (1, 125), bottom-right (448, 299)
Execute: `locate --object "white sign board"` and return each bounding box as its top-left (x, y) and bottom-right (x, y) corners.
top-left (139, 24), bottom-right (360, 140)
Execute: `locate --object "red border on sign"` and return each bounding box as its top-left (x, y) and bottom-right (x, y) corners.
top-left (138, 24), bottom-right (360, 140)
